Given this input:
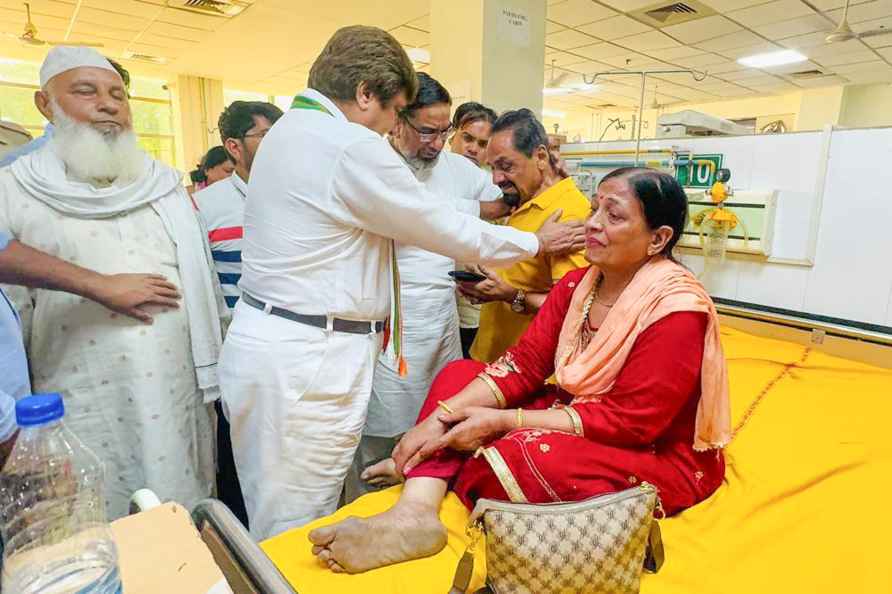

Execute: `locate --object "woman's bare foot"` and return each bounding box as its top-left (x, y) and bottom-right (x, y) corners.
top-left (361, 457), bottom-right (402, 487)
top-left (308, 499), bottom-right (447, 573)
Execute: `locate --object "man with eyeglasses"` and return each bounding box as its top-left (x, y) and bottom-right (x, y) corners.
top-left (195, 101), bottom-right (283, 312)
top-left (194, 100), bottom-right (282, 528)
top-left (344, 74), bottom-right (513, 500)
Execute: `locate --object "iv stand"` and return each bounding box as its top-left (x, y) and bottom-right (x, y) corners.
top-left (582, 69), bottom-right (707, 166)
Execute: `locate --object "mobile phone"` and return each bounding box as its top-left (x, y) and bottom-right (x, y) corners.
top-left (448, 270), bottom-right (487, 283)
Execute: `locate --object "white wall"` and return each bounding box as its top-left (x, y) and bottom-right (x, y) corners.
top-left (563, 128), bottom-right (892, 328)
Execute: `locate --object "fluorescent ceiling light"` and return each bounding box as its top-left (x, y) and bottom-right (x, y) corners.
top-left (542, 108), bottom-right (566, 118)
top-left (407, 47), bottom-right (431, 64)
top-left (737, 49), bottom-right (807, 68)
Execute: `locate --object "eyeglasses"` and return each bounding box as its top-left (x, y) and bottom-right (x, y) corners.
top-left (402, 117), bottom-right (453, 142)
top-left (242, 128), bottom-right (270, 140)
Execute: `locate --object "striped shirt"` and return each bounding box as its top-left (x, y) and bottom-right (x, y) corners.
top-left (194, 174), bottom-right (246, 309)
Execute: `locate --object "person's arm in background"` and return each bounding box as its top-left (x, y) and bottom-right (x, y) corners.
top-left (0, 238), bottom-right (181, 324)
top-left (331, 138), bottom-right (586, 267)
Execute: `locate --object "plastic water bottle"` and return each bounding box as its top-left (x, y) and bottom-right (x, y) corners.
top-left (0, 393), bottom-right (122, 593)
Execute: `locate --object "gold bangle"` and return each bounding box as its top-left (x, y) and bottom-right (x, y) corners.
top-left (476, 372), bottom-right (507, 408)
top-left (563, 405), bottom-right (584, 437)
top-left (437, 400), bottom-right (455, 415)
top-left (516, 407), bottom-right (524, 429)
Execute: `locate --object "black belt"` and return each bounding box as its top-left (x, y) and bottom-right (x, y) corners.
top-left (241, 293), bottom-right (384, 335)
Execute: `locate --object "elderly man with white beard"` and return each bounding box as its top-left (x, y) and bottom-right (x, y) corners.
top-left (0, 47), bottom-right (227, 519)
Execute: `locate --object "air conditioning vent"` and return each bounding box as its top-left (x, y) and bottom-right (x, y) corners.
top-left (171, 0), bottom-right (248, 17)
top-left (630, 0), bottom-right (715, 28)
top-left (122, 51), bottom-right (167, 64)
top-left (788, 69), bottom-right (826, 79)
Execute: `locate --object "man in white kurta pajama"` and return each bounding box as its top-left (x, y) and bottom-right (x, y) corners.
top-left (219, 27), bottom-right (584, 540)
top-left (0, 47), bottom-right (226, 520)
top-left (345, 73), bottom-right (509, 501)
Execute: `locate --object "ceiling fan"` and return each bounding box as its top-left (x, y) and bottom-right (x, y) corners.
top-left (544, 59), bottom-right (595, 95)
top-left (3, 2), bottom-right (103, 48)
top-left (825, 0), bottom-right (892, 44)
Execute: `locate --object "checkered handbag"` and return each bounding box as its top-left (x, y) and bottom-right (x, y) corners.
top-left (450, 484), bottom-right (665, 594)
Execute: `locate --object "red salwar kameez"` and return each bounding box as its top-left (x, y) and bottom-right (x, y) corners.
top-left (406, 267), bottom-right (724, 516)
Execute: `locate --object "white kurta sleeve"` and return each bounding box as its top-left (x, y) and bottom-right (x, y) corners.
top-left (330, 138), bottom-right (538, 266)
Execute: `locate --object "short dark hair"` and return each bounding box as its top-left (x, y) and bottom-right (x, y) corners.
top-left (452, 101), bottom-right (497, 130)
top-left (401, 73), bottom-right (450, 118)
top-left (491, 108), bottom-right (548, 158)
top-left (308, 25), bottom-right (418, 105)
top-left (106, 57), bottom-right (130, 91)
top-left (190, 145), bottom-right (232, 184)
top-left (218, 101), bottom-right (283, 144)
top-left (599, 167), bottom-right (689, 260)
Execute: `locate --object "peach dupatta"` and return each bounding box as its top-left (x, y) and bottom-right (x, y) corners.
top-left (554, 257), bottom-right (731, 451)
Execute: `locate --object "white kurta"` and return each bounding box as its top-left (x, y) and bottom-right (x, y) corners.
top-left (221, 89), bottom-right (539, 540)
top-left (0, 169), bottom-right (215, 520)
top-left (366, 150), bottom-right (500, 437)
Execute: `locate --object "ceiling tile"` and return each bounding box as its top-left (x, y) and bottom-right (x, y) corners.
top-left (718, 42), bottom-right (784, 60)
top-left (696, 30), bottom-right (764, 52)
top-left (599, 52), bottom-right (661, 69)
top-left (547, 28), bottom-right (598, 50)
top-left (702, 0), bottom-right (782, 10)
top-left (826, 2), bottom-right (892, 25)
top-left (662, 15), bottom-right (742, 45)
top-left (547, 0), bottom-right (616, 27)
top-left (407, 14), bottom-right (430, 31)
top-left (727, 0), bottom-right (816, 28)
top-left (817, 49), bottom-right (883, 66)
top-left (546, 20), bottom-right (567, 34)
top-left (795, 74), bottom-right (848, 86)
top-left (613, 30), bottom-right (681, 52)
top-left (842, 70), bottom-right (892, 82)
top-left (566, 59), bottom-right (618, 74)
top-left (655, 45), bottom-right (710, 60)
top-left (719, 67), bottom-right (774, 80)
top-left (545, 50), bottom-right (589, 67)
top-left (683, 52), bottom-right (731, 67)
top-left (389, 26), bottom-right (429, 47)
top-left (832, 59), bottom-right (892, 73)
top-left (577, 14), bottom-right (652, 40)
top-left (805, 38), bottom-right (866, 57)
top-left (598, 0), bottom-right (658, 11)
top-left (573, 42), bottom-right (630, 60)
top-left (77, 7), bottom-right (146, 31)
top-left (779, 31), bottom-right (835, 49)
top-left (754, 15), bottom-right (833, 40)
top-left (707, 60), bottom-right (750, 73)
top-left (875, 45), bottom-right (892, 60)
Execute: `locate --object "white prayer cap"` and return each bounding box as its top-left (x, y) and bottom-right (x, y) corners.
top-left (39, 46), bottom-right (119, 88)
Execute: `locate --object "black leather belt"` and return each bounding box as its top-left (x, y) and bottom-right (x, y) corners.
top-left (241, 293), bottom-right (384, 335)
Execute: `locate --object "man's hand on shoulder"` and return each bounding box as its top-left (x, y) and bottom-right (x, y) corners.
top-left (534, 209), bottom-right (586, 256)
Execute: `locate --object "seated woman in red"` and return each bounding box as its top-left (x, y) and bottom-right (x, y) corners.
top-left (309, 167), bottom-right (732, 573)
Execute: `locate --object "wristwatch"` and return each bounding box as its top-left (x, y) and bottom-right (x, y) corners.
top-left (510, 288), bottom-right (526, 313)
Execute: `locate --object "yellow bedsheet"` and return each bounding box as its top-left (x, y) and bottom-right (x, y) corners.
top-left (262, 327), bottom-right (892, 593)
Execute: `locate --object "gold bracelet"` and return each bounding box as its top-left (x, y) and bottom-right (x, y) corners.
top-left (516, 407), bottom-right (524, 429)
top-left (476, 372), bottom-right (507, 408)
top-left (437, 400), bottom-right (455, 415)
top-left (562, 405), bottom-right (584, 437)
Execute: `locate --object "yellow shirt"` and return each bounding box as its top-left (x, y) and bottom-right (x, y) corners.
top-left (470, 177), bottom-right (590, 362)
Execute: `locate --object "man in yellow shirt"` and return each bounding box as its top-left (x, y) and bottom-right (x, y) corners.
top-left (461, 109), bottom-right (590, 362)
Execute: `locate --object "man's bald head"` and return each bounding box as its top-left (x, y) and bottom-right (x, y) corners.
top-left (35, 66), bottom-right (132, 136)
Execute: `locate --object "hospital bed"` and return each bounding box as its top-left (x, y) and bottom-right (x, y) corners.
top-left (136, 306), bottom-right (892, 594)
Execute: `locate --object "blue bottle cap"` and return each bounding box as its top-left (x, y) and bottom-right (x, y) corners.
top-left (16, 393), bottom-right (64, 427)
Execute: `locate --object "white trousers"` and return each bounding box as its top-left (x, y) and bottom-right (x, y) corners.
top-left (219, 300), bottom-right (382, 540)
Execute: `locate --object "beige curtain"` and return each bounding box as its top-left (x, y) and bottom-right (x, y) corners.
top-left (171, 75), bottom-right (224, 173)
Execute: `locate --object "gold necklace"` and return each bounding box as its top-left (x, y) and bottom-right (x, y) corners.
top-left (576, 275), bottom-right (604, 351)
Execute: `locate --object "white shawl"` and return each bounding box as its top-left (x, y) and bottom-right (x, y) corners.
top-left (10, 146), bottom-right (226, 402)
